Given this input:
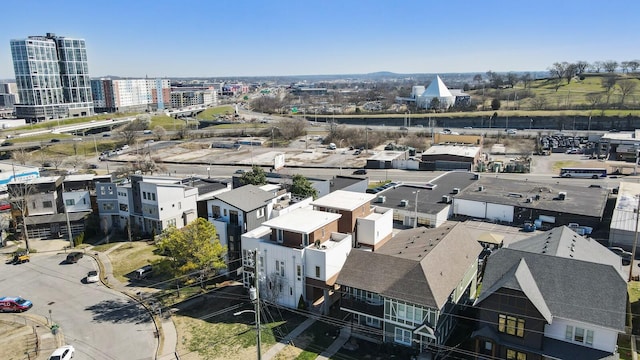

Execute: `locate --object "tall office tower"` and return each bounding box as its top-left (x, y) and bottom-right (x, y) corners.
top-left (10, 33), bottom-right (93, 121)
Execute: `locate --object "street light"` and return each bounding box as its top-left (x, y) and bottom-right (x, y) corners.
top-left (207, 167), bottom-right (211, 179)
top-left (413, 190), bottom-right (420, 229)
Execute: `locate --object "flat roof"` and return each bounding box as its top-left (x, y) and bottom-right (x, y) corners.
top-left (262, 208), bottom-right (341, 234)
top-left (423, 144), bottom-right (481, 158)
top-left (64, 174), bottom-right (96, 182)
top-left (611, 181), bottom-right (640, 232)
top-left (457, 177), bottom-right (608, 218)
top-left (366, 151), bottom-right (406, 161)
top-left (375, 171), bottom-right (478, 214)
top-left (311, 190), bottom-right (375, 211)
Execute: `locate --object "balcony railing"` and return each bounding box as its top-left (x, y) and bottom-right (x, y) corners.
top-left (340, 295), bottom-right (384, 318)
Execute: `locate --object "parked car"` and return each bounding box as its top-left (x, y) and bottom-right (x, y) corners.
top-left (66, 252), bottom-right (83, 264)
top-left (353, 169), bottom-right (367, 175)
top-left (0, 296), bottom-right (33, 312)
top-left (86, 270), bottom-right (99, 283)
top-left (48, 345), bottom-right (75, 360)
top-left (50, 138), bottom-right (60, 143)
top-left (234, 169), bottom-right (246, 174)
top-left (608, 247), bottom-right (632, 261)
top-left (1, 141), bottom-right (13, 146)
top-left (135, 265), bottom-right (153, 279)
top-left (506, 129), bottom-right (518, 135)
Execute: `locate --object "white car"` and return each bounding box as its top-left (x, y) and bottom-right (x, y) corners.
top-left (49, 345), bottom-right (75, 360)
top-left (86, 270), bottom-right (99, 283)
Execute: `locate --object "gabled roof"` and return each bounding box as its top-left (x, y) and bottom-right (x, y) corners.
top-left (507, 226), bottom-right (624, 279)
top-left (477, 258), bottom-right (552, 323)
top-left (421, 75), bottom-right (453, 98)
top-left (212, 184), bottom-right (275, 212)
top-left (337, 222), bottom-right (483, 309)
top-left (477, 248), bottom-right (626, 331)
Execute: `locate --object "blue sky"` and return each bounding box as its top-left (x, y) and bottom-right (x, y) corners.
top-left (1, 0), bottom-right (639, 79)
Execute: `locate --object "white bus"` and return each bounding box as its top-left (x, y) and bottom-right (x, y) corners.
top-left (560, 167), bottom-right (607, 179)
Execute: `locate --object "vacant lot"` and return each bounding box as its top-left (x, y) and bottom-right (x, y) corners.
top-left (107, 241), bottom-right (163, 282)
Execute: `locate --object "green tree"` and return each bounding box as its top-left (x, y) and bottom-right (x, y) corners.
top-left (157, 218), bottom-right (227, 278)
top-left (240, 165), bottom-right (267, 185)
top-left (290, 174), bottom-right (318, 199)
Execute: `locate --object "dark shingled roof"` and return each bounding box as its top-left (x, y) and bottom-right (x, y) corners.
top-left (337, 222), bottom-right (483, 309)
top-left (213, 184), bottom-right (275, 212)
top-left (477, 248), bottom-right (626, 331)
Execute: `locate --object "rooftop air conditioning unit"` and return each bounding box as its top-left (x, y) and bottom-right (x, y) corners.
top-left (400, 199), bottom-right (409, 207)
top-left (442, 195), bottom-right (451, 204)
top-left (376, 195), bottom-right (386, 203)
top-left (452, 188), bottom-right (460, 194)
top-left (473, 173), bottom-right (479, 180)
top-left (558, 192), bottom-right (567, 200)
top-left (478, 186), bottom-right (484, 192)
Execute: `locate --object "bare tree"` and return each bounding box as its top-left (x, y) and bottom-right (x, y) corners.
top-left (601, 76), bottom-right (617, 105)
top-left (628, 60), bottom-right (640, 72)
top-left (117, 117), bottom-right (149, 145)
top-left (520, 73), bottom-right (533, 89)
top-left (602, 60), bottom-right (618, 73)
top-left (617, 79), bottom-right (637, 106)
top-left (564, 63), bottom-right (578, 84)
top-left (7, 181), bottom-right (36, 252)
top-left (50, 155), bottom-right (65, 170)
top-left (473, 74), bottom-right (483, 85)
top-left (506, 72), bottom-right (519, 88)
top-left (12, 149), bottom-right (29, 165)
top-left (620, 61), bottom-right (630, 74)
top-left (530, 96), bottom-right (548, 110)
top-left (152, 125), bottom-right (167, 141)
top-left (591, 61), bottom-right (603, 73)
top-left (575, 61), bottom-right (590, 75)
top-left (585, 92), bottom-right (604, 109)
top-left (276, 118), bottom-right (307, 140)
top-left (548, 62), bottom-right (567, 81)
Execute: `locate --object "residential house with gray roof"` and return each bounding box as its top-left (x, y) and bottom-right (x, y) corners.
top-left (473, 226), bottom-right (626, 360)
top-left (336, 222), bottom-right (483, 356)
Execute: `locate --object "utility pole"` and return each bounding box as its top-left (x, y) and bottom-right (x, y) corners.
top-left (250, 249), bottom-right (262, 360)
top-left (61, 181), bottom-right (74, 248)
top-left (629, 194), bottom-right (640, 282)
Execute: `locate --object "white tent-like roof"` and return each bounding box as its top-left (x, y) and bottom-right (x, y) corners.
top-left (422, 75), bottom-right (453, 98)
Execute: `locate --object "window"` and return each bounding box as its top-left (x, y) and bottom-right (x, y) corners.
top-left (315, 266), bottom-right (320, 278)
top-left (119, 203), bottom-right (128, 211)
top-left (506, 349), bottom-right (526, 360)
top-left (296, 265), bottom-right (301, 281)
top-left (574, 327), bottom-right (584, 343)
top-left (42, 201), bottom-right (53, 208)
top-left (152, 193), bottom-right (156, 201)
top-left (498, 315), bottom-right (525, 337)
top-left (211, 205), bottom-right (221, 218)
top-left (275, 260), bottom-right (285, 276)
top-left (256, 208), bottom-right (264, 218)
top-left (586, 330), bottom-right (594, 345)
top-left (302, 233), bottom-right (309, 246)
top-left (565, 325), bottom-right (573, 341)
top-left (65, 199), bottom-right (75, 206)
top-left (365, 316), bottom-right (381, 328)
top-left (102, 203), bottom-right (114, 211)
top-left (143, 192), bottom-right (147, 200)
top-left (224, 209), bottom-right (227, 217)
top-left (394, 328), bottom-right (412, 346)
top-left (276, 229), bottom-right (284, 243)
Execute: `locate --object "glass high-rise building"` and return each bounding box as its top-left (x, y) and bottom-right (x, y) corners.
top-left (10, 33), bottom-right (93, 121)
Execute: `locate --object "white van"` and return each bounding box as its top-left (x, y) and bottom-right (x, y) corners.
top-left (328, 143), bottom-right (336, 150)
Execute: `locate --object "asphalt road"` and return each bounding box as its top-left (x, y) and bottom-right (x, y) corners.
top-left (0, 252), bottom-right (156, 360)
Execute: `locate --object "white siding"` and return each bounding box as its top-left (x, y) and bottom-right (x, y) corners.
top-left (453, 198), bottom-right (485, 218)
top-left (486, 203), bottom-right (514, 222)
top-left (62, 191), bottom-right (91, 212)
top-left (544, 317), bottom-right (618, 353)
top-left (356, 207), bottom-right (393, 247)
top-left (305, 235), bottom-right (352, 281)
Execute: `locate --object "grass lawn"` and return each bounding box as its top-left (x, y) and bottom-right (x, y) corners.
top-left (91, 242), bottom-right (122, 252)
top-left (196, 106), bottom-right (234, 120)
top-left (107, 241), bottom-right (163, 282)
top-left (173, 286), bottom-right (307, 360)
top-left (273, 320), bottom-right (339, 360)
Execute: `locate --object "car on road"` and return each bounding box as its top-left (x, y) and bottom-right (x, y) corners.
top-left (399, 126), bottom-right (408, 130)
top-left (1, 141), bottom-right (13, 146)
top-left (86, 270), bottom-right (99, 283)
top-left (66, 252), bottom-right (83, 264)
top-left (234, 169), bottom-right (246, 174)
top-left (0, 296), bottom-right (33, 312)
top-left (50, 138), bottom-right (60, 143)
top-left (353, 169), bottom-right (367, 175)
top-left (143, 130), bottom-right (153, 134)
top-left (506, 129), bottom-right (518, 135)
top-left (48, 345), bottom-right (75, 360)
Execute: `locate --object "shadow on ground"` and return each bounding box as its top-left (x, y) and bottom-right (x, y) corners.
top-left (85, 298), bottom-right (152, 324)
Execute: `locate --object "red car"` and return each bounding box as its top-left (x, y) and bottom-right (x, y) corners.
top-left (0, 296), bottom-right (33, 312)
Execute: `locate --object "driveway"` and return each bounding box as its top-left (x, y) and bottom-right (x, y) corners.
top-left (0, 251), bottom-right (156, 359)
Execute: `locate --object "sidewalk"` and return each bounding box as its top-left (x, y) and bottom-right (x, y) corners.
top-left (262, 317), bottom-right (316, 360)
top-left (315, 326), bottom-right (351, 360)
